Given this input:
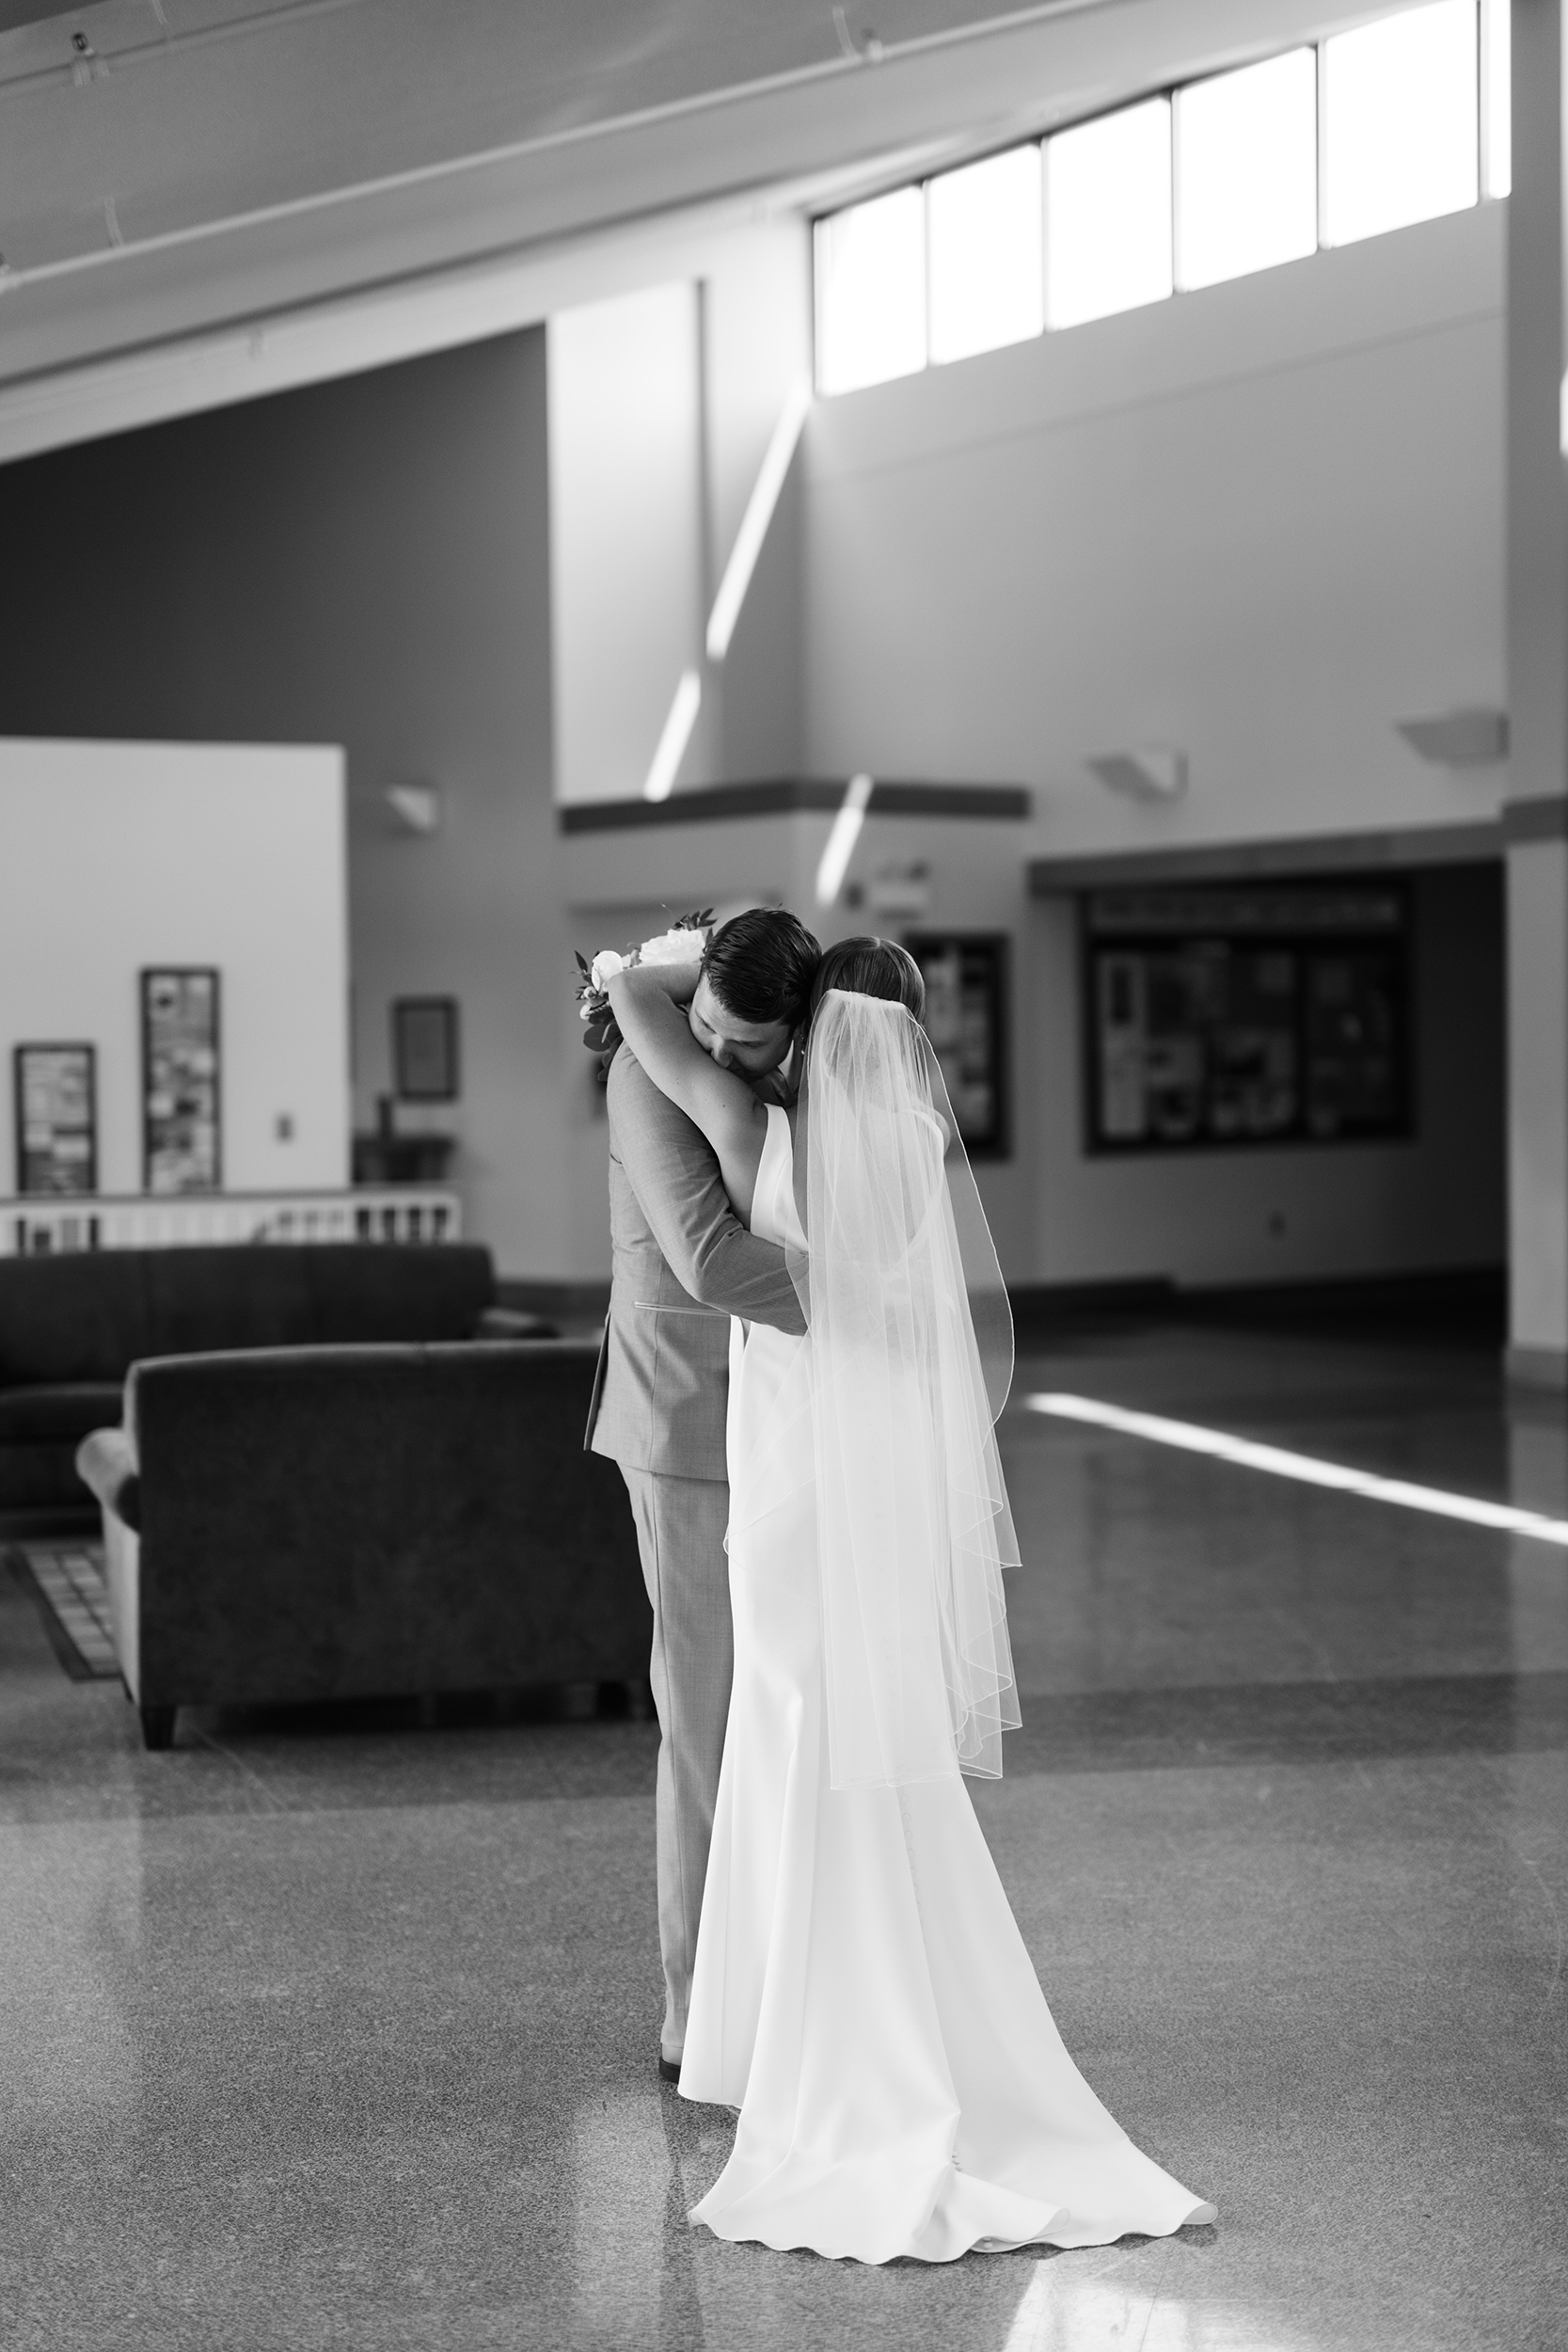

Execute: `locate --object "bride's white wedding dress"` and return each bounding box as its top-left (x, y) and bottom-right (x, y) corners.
top-left (679, 1100), bottom-right (1214, 2264)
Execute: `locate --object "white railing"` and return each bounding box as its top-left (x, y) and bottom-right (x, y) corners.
top-left (0, 1188), bottom-right (462, 1256)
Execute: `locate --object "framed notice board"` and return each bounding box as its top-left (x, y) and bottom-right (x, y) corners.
top-left (905, 933), bottom-right (1010, 1160)
top-left (13, 1043), bottom-right (97, 1196)
top-left (1083, 882), bottom-right (1409, 1153)
top-left (142, 967), bottom-right (222, 1195)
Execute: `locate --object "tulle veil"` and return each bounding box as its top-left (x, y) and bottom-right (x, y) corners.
top-left (784, 988), bottom-right (1022, 1791)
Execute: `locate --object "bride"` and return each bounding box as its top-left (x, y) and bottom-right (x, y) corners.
top-left (606, 934), bottom-right (1214, 2265)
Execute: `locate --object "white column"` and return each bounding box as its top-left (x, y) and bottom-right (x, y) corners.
top-left (1506, 0), bottom-right (1568, 1385)
top-left (547, 282), bottom-right (708, 806)
top-left (700, 221), bottom-right (813, 785)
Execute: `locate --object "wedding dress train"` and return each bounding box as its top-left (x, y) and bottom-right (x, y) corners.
top-left (679, 1103), bottom-right (1214, 2264)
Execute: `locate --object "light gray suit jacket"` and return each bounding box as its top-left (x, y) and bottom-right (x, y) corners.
top-left (584, 1043), bottom-right (806, 1482)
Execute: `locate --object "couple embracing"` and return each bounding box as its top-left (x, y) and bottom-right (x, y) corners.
top-left (583, 909), bottom-right (1214, 2265)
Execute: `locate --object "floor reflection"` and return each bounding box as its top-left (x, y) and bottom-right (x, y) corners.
top-left (0, 1815), bottom-right (145, 2134)
top-left (571, 2090), bottom-right (672, 2343)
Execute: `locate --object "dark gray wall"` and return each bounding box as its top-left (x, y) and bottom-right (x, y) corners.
top-left (1412, 859), bottom-right (1506, 1259)
top-left (0, 332), bottom-right (574, 1271)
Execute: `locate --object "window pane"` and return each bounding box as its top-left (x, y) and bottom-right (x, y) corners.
top-left (815, 188), bottom-right (927, 395)
top-left (1323, 0), bottom-right (1479, 247)
top-left (1046, 98), bottom-right (1173, 331)
top-left (1175, 49), bottom-right (1318, 291)
top-left (927, 145), bottom-right (1044, 364)
top-left (1482, 0), bottom-right (1510, 199)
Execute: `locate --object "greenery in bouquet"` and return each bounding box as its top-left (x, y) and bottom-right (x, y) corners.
top-left (574, 910), bottom-right (715, 1082)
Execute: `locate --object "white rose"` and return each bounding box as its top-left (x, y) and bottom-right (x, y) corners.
top-left (589, 947), bottom-right (627, 991)
top-left (638, 927), bottom-right (706, 969)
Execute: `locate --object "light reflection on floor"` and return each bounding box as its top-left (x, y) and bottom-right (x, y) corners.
top-left (0, 1310), bottom-right (1563, 2350)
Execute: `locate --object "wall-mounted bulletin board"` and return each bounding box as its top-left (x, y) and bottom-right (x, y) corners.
top-left (13, 1043), bottom-right (97, 1195)
top-left (142, 967), bottom-right (221, 1194)
top-left (1083, 880), bottom-right (1409, 1154)
top-left (906, 933), bottom-right (1010, 1160)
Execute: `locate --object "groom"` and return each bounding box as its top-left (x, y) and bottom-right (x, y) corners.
top-left (584, 906), bottom-right (820, 2082)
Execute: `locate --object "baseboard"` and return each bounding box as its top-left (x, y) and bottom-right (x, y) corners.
top-left (1010, 1267), bottom-right (1505, 1339)
top-left (499, 1268), bottom-right (1510, 1344)
top-left (1008, 1279), bottom-right (1175, 1325)
top-left (1504, 1343), bottom-right (1568, 1391)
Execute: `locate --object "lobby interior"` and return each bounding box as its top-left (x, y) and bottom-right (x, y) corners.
top-left (2, 2), bottom-right (1566, 2346)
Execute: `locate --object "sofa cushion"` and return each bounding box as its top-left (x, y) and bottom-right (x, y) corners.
top-left (0, 1377), bottom-right (120, 1516)
top-left (0, 1374), bottom-right (125, 1439)
top-left (132, 1248), bottom-right (316, 1366)
top-left (0, 1442), bottom-right (98, 1512)
top-left (0, 1383), bottom-right (124, 1442)
top-left (302, 1245), bottom-right (495, 1344)
top-left (0, 1252), bottom-right (156, 1387)
top-left (0, 1243), bottom-right (496, 1387)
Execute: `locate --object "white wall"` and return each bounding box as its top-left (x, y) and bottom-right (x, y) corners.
top-left (0, 194), bottom-right (1510, 1287)
top-left (801, 203), bottom-right (1506, 855)
top-left (796, 201), bottom-right (1509, 1287)
top-left (0, 737), bottom-right (347, 1195)
top-left (0, 331), bottom-right (564, 1278)
top-left (1504, 0), bottom-right (1568, 1377)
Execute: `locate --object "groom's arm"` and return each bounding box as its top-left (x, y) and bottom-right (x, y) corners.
top-left (610, 1049), bottom-right (806, 1336)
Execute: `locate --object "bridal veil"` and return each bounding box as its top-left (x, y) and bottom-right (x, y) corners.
top-left (786, 989), bottom-right (1022, 1792)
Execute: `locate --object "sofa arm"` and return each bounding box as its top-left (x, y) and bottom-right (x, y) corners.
top-left (76, 1425), bottom-right (141, 1533)
top-left (121, 1341), bottom-right (647, 1712)
top-left (474, 1306), bottom-right (559, 1341)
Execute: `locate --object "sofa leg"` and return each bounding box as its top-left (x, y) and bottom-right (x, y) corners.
top-left (139, 1705), bottom-right (176, 1751)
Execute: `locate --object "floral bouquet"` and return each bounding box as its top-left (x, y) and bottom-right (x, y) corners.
top-left (575, 909), bottom-right (714, 1082)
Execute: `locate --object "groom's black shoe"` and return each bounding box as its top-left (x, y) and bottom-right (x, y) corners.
top-left (658, 2054), bottom-right (682, 2084)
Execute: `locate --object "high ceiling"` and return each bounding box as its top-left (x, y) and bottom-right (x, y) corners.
top-left (2, 0), bottom-right (1079, 276)
top-left (0, 0), bottom-right (1403, 447)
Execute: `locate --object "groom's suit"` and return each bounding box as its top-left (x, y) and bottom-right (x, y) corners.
top-left (584, 1041), bottom-right (804, 2065)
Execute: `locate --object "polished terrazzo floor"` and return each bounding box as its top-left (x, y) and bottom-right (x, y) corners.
top-left (2, 1309), bottom-right (1565, 2350)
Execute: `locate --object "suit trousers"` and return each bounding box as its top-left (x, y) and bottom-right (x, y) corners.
top-left (620, 1465), bottom-right (733, 2062)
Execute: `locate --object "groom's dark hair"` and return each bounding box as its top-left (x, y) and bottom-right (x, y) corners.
top-left (702, 908), bottom-right (821, 1029)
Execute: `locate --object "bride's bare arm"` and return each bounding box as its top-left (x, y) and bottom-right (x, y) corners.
top-left (607, 963), bottom-right (768, 1224)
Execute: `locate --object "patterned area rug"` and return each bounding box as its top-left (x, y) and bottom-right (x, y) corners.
top-left (6, 1542), bottom-right (119, 1679)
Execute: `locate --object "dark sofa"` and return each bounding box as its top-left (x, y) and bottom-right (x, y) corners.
top-left (0, 1243), bottom-right (509, 1532)
top-left (75, 1340), bottom-right (647, 1749)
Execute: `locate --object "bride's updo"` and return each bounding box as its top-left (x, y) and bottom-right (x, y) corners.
top-left (807, 936), bottom-right (925, 1024)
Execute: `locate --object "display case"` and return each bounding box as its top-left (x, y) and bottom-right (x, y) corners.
top-left (1083, 881), bottom-right (1409, 1153)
